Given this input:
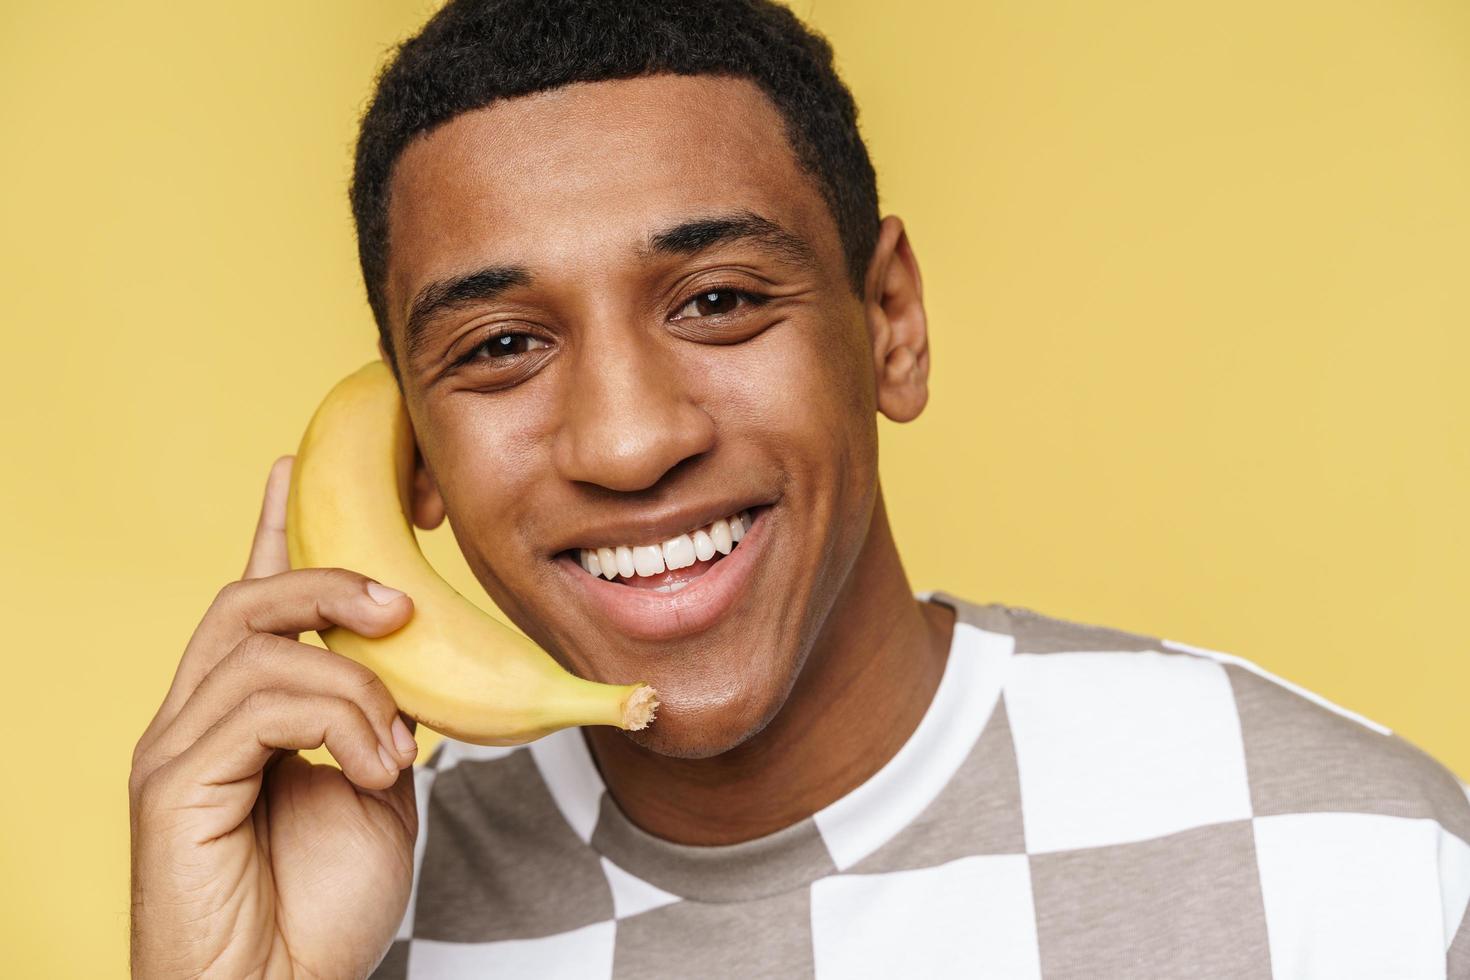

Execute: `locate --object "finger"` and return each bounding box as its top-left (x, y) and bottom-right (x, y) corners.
top-left (352, 732), bottom-right (423, 833)
top-left (139, 691), bottom-right (403, 845)
top-left (277, 747), bottom-right (421, 839)
top-left (214, 567), bottom-right (413, 644)
top-left (136, 633), bottom-right (417, 787)
top-left (390, 711), bottom-right (420, 768)
top-left (243, 455), bottom-right (294, 580)
top-left (143, 568), bottom-right (412, 749)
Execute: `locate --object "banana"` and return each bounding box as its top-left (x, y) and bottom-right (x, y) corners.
top-left (284, 359), bottom-right (658, 746)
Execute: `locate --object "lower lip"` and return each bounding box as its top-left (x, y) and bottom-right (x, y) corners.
top-left (552, 507), bottom-right (770, 642)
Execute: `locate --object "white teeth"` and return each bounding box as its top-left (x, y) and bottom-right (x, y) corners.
top-left (653, 580), bottom-right (691, 593)
top-left (662, 533), bottom-right (696, 571)
top-left (632, 544), bottom-right (665, 577)
top-left (574, 507), bottom-right (761, 583)
top-left (709, 518), bottom-right (733, 555)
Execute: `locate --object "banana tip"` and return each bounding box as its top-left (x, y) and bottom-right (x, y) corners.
top-left (622, 684), bottom-right (659, 730)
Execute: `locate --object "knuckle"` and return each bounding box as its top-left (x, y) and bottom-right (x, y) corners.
top-left (328, 692), bottom-right (359, 721)
top-left (127, 759), bottom-right (151, 802)
top-left (132, 759), bottom-right (173, 814)
top-left (132, 777), bottom-right (156, 814)
top-left (239, 687), bottom-right (288, 719)
top-left (130, 732), bottom-right (150, 770)
top-left (212, 636), bottom-right (279, 694)
top-left (129, 717), bottom-right (166, 775)
top-left (324, 694), bottom-right (365, 732)
top-left (129, 743), bottom-right (157, 792)
top-left (210, 579), bottom-right (245, 612)
top-left (320, 566), bottom-right (367, 593)
top-left (345, 659), bottom-right (386, 695)
top-left (232, 630), bottom-right (280, 666)
top-left (357, 673), bottom-right (400, 723)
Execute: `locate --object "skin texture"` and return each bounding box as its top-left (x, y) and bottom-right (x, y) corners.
top-left (384, 73), bottom-right (953, 844)
top-left (128, 72), bottom-right (951, 978)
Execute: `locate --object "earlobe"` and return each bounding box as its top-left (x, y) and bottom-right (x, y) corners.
top-left (412, 446), bottom-right (447, 530)
top-left (374, 336), bottom-right (444, 528)
top-left (866, 215), bottom-right (932, 424)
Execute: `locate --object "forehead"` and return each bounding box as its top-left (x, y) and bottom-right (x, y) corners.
top-left (383, 73), bottom-right (832, 326)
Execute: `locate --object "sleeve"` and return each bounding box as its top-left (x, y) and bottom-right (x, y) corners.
top-left (1446, 781), bottom-right (1470, 977)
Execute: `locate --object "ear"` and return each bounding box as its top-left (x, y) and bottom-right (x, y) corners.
top-left (410, 444), bottom-right (447, 531)
top-left (379, 338), bottom-right (447, 531)
top-left (863, 215), bottom-right (931, 423)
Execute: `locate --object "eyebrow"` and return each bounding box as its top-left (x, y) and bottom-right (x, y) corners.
top-left (402, 209), bottom-right (817, 365)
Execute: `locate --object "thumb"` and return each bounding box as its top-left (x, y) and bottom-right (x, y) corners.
top-left (243, 455), bottom-right (294, 580)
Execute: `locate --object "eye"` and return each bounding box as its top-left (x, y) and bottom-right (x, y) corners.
top-left (670, 286), bottom-right (768, 321)
top-left (459, 331), bottom-right (550, 364)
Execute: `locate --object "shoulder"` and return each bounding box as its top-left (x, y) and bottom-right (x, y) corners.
top-left (932, 591), bottom-right (1470, 965)
top-left (928, 589), bottom-right (1470, 847)
top-left (917, 593), bottom-right (1470, 975)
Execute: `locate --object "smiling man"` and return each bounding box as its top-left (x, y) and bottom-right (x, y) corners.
top-left (376, 75), bottom-right (942, 775)
top-left (128, 1), bottom-right (1470, 977)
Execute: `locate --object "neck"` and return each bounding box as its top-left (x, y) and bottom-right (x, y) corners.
top-left (583, 489), bottom-right (955, 845)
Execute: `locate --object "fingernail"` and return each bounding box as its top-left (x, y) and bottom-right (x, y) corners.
top-left (391, 716), bottom-right (418, 756)
top-left (378, 743), bottom-right (399, 775)
top-left (366, 581), bottom-right (404, 605)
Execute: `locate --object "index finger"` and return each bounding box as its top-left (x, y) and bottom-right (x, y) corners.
top-left (243, 455), bottom-right (294, 580)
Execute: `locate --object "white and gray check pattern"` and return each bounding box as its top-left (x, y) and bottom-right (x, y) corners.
top-left (369, 591), bottom-right (1470, 978)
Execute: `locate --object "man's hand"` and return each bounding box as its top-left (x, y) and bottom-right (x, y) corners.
top-left (129, 456), bottom-right (420, 979)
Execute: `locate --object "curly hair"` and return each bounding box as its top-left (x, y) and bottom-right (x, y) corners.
top-left (349, 0), bottom-right (880, 363)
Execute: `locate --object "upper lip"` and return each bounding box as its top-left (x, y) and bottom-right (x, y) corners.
top-left (550, 497), bottom-right (769, 555)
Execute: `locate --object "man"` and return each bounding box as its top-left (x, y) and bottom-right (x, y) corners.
top-left (129, 0), bottom-right (1470, 976)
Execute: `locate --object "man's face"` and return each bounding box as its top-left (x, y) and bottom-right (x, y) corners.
top-left (382, 74), bottom-right (879, 757)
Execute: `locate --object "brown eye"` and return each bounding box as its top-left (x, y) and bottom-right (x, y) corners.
top-left (467, 332), bottom-right (548, 360)
top-left (671, 287), bottom-right (767, 321)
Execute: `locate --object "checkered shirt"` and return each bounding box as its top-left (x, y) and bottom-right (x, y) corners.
top-left (368, 591), bottom-right (1470, 978)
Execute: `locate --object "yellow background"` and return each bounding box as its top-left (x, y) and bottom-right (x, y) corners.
top-left (2, 0), bottom-right (1466, 973)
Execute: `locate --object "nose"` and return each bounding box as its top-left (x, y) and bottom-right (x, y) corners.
top-left (553, 322), bottom-right (717, 493)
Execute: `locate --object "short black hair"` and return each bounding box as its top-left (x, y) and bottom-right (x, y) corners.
top-left (349, 0), bottom-right (880, 365)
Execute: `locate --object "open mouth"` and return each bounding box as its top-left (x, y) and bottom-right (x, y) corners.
top-left (552, 503), bottom-right (773, 642)
top-left (557, 505), bottom-right (767, 594)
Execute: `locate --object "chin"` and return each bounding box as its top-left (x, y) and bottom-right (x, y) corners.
top-left (613, 663), bottom-right (799, 759)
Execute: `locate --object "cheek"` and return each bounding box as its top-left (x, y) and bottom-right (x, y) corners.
top-left (699, 313), bottom-right (875, 461)
top-left (699, 313), bottom-right (879, 603)
top-left (409, 394), bottom-right (551, 599)
top-left (418, 402), bottom-right (522, 511)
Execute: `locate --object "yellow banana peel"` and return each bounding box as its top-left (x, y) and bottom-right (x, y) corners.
top-left (284, 359), bottom-right (658, 746)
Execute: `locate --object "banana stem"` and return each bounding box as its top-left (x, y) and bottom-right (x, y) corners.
top-left (620, 684), bottom-right (659, 730)
top-left (525, 676), bottom-right (659, 732)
